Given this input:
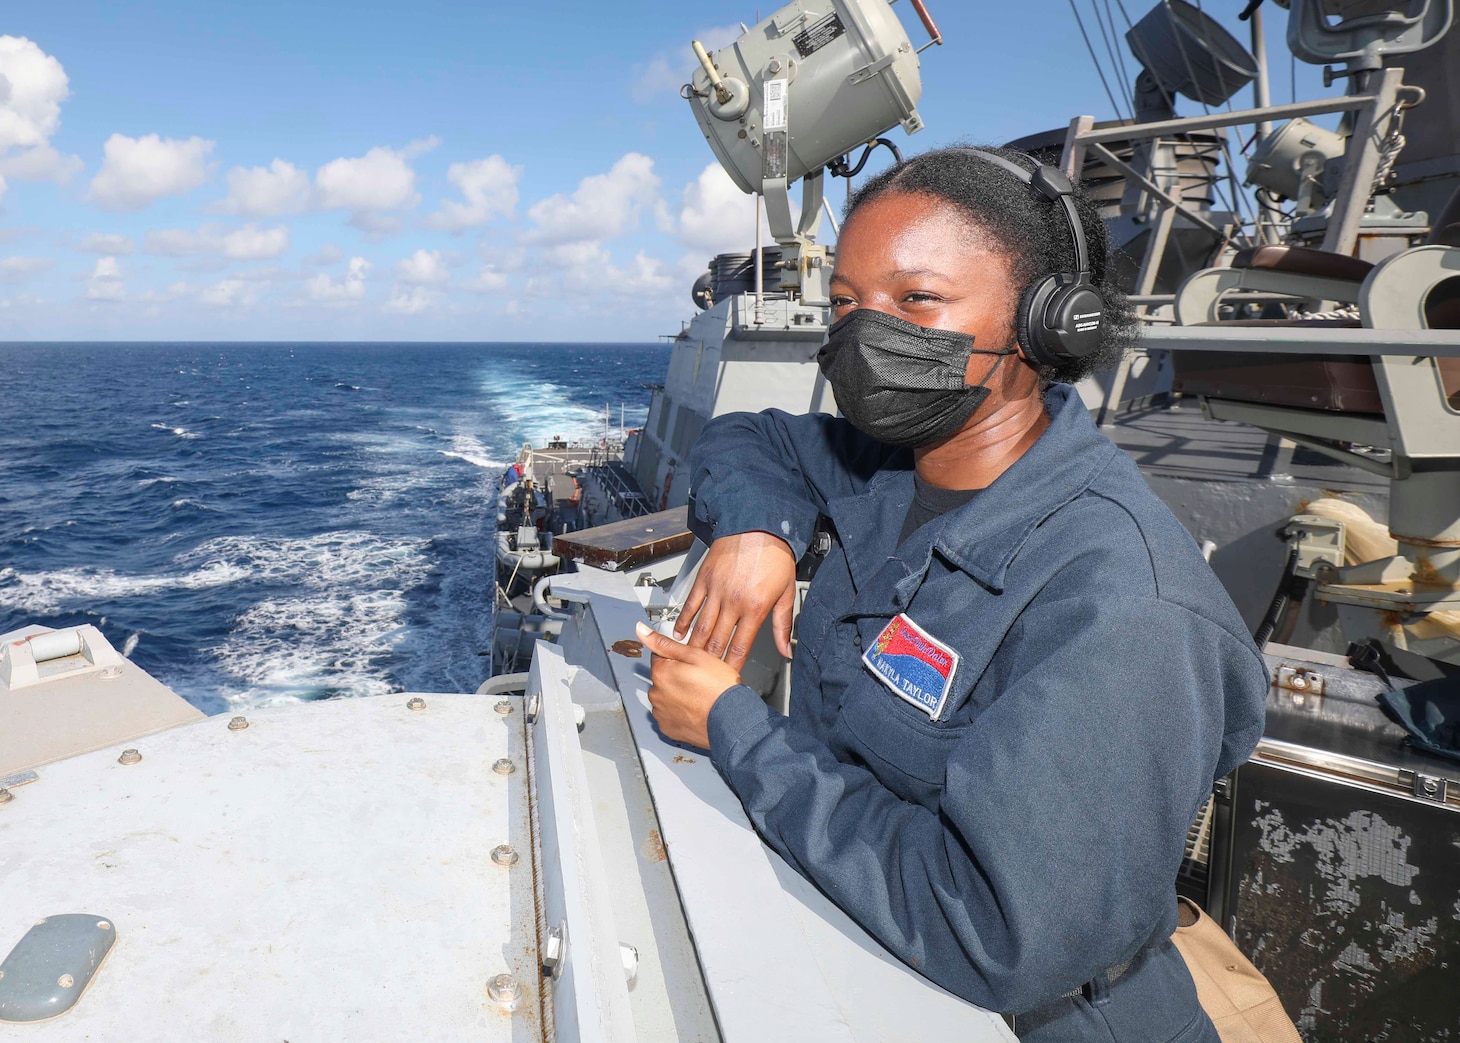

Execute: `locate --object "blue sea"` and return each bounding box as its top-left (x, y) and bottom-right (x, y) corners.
top-left (0, 342), bottom-right (668, 715)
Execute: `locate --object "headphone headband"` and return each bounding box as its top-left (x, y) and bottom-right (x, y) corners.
top-left (960, 149), bottom-right (1089, 278)
top-left (956, 148), bottom-right (1105, 366)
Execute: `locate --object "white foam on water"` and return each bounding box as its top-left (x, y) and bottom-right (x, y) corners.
top-left (344, 469), bottom-right (441, 505)
top-left (137, 476), bottom-right (179, 487)
top-left (439, 432), bottom-right (505, 471)
top-left (150, 422), bottom-right (199, 439)
top-left (0, 561), bottom-right (250, 614)
top-left (182, 530), bottom-right (434, 707)
top-left (181, 531), bottom-right (429, 588)
top-left (477, 367), bottom-right (606, 447)
top-left (213, 589), bottom-right (411, 706)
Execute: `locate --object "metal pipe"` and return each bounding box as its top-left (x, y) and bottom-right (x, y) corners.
top-left (1143, 325), bottom-right (1460, 356)
top-left (908, 0), bottom-right (942, 45)
top-left (822, 197), bottom-right (841, 237)
top-left (1249, 7), bottom-right (1278, 245)
top-left (475, 673), bottom-right (530, 696)
top-left (1077, 94), bottom-right (1378, 145)
top-left (753, 194), bottom-right (765, 325)
top-left (1249, 7), bottom-right (1273, 141)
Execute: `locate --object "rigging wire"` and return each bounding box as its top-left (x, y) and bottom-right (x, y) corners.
top-left (1102, 0), bottom-right (1139, 115)
top-left (1159, 0), bottom-right (1255, 243)
top-left (1067, 0), bottom-right (1127, 119)
top-left (1090, 0), bottom-right (1134, 121)
top-left (1190, 0), bottom-right (1236, 113)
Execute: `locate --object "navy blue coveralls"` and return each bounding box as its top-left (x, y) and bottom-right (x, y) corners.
top-left (687, 384), bottom-right (1268, 1042)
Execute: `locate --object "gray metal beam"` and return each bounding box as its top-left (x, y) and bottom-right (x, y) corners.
top-left (1142, 326), bottom-right (1460, 357)
top-left (1075, 95), bottom-right (1378, 145)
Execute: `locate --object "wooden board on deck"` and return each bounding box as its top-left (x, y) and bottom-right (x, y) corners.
top-left (553, 506), bottom-right (692, 570)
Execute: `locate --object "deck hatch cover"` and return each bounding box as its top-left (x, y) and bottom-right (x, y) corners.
top-left (0, 914), bottom-right (115, 1023)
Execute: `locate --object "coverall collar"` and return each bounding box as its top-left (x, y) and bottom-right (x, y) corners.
top-left (827, 384), bottom-right (1117, 597)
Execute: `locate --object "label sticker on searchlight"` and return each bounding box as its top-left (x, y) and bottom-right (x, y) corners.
top-left (862, 614), bottom-right (960, 720)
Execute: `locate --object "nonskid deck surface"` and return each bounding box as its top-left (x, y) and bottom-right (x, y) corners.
top-left (1103, 400), bottom-right (1386, 493)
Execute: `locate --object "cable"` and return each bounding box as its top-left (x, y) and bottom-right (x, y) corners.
top-left (1253, 545), bottom-right (1301, 649)
top-left (826, 138), bottom-right (903, 179)
top-left (1091, 0), bottom-right (1133, 120)
top-left (1190, 0), bottom-right (1235, 113)
top-left (1103, 0), bottom-right (1138, 113)
top-left (1068, 0), bottom-right (1126, 118)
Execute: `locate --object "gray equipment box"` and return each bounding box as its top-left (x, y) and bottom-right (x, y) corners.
top-left (1205, 651), bottom-right (1460, 1040)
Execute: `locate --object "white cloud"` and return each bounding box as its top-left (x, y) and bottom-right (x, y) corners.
top-left (86, 255), bottom-right (124, 301)
top-left (524, 153), bottom-right (661, 245)
top-left (200, 278), bottom-right (257, 308)
top-left (79, 232), bottom-right (134, 255)
top-left (462, 264), bottom-right (509, 294)
top-left (383, 284), bottom-right (439, 315)
top-left (88, 133), bottom-right (214, 211)
top-left (304, 243), bottom-right (343, 266)
top-left (674, 162), bottom-right (796, 258)
top-left (143, 223), bottom-right (290, 260)
top-left (394, 248), bottom-right (450, 285)
top-left (0, 37), bottom-right (81, 184)
top-left (316, 138), bottom-right (437, 213)
top-left (349, 212), bottom-right (402, 237)
top-left (0, 143), bottom-right (81, 184)
top-left (217, 158), bottom-right (311, 216)
top-left (306, 255), bottom-right (370, 305)
top-left (134, 281), bottom-right (195, 304)
top-left (0, 255), bottom-right (51, 280)
top-left (630, 25), bottom-right (741, 105)
top-left (527, 242), bottom-right (675, 299)
top-left (677, 163), bottom-right (756, 254)
top-left (221, 225), bottom-right (289, 259)
top-left (427, 155), bottom-right (521, 231)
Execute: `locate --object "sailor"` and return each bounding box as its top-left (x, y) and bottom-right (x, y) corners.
top-left (637, 146), bottom-right (1268, 1041)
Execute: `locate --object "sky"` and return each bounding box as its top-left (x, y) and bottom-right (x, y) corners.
top-left (0, 0), bottom-right (1330, 342)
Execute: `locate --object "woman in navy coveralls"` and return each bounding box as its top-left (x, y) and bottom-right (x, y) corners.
top-left (635, 147), bottom-right (1269, 1042)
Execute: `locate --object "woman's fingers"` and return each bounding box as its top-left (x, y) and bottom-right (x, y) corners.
top-left (684, 593), bottom-right (720, 651)
top-left (771, 581), bottom-right (796, 659)
top-left (673, 576), bottom-right (709, 640)
top-left (636, 621), bottom-right (689, 662)
top-left (702, 608), bottom-right (742, 663)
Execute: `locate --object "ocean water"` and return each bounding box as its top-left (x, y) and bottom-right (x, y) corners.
top-left (0, 342), bottom-right (668, 715)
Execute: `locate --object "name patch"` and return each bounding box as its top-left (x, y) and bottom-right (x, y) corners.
top-left (862, 613), bottom-right (960, 720)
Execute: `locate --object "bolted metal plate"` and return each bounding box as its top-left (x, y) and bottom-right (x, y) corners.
top-left (0, 692), bottom-right (540, 1041)
top-left (0, 914), bottom-right (115, 1023)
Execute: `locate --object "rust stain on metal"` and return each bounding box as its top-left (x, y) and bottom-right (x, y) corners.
top-left (1397, 532), bottom-right (1460, 550)
top-left (642, 829), bottom-right (667, 862)
top-left (610, 640), bottom-right (644, 658)
top-left (672, 754), bottom-right (696, 764)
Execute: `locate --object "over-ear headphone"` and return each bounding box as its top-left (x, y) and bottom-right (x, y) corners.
top-left (959, 149), bottom-right (1106, 368)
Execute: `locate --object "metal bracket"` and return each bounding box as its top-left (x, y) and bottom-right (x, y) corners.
top-left (1409, 772), bottom-right (1449, 803)
top-left (1275, 664), bottom-right (1326, 707)
top-left (848, 51), bottom-right (898, 85)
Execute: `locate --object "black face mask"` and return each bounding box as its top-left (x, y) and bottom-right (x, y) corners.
top-left (816, 309), bottom-right (1018, 448)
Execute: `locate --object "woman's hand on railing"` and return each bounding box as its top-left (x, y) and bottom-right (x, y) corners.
top-left (673, 531), bottom-right (796, 669)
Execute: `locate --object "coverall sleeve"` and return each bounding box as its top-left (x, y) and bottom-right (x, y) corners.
top-left (687, 409), bottom-right (901, 558)
top-left (706, 594), bottom-right (1268, 1014)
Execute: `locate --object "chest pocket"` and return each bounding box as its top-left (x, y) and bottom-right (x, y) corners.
top-left (834, 614), bottom-right (977, 808)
